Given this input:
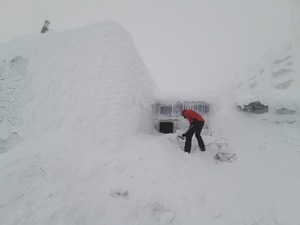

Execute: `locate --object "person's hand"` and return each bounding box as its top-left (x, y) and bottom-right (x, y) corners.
top-left (182, 133), bottom-right (186, 137)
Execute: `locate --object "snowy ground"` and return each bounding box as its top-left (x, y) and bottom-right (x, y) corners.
top-left (0, 22), bottom-right (300, 225)
top-left (1, 92), bottom-right (299, 225)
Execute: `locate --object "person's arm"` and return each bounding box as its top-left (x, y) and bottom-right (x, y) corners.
top-left (182, 124), bottom-right (194, 137)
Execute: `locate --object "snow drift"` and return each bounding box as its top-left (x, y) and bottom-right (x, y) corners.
top-left (0, 21), bottom-right (156, 151)
top-left (234, 42), bottom-right (300, 124)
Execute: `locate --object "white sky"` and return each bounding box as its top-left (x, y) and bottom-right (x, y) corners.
top-left (0, 0), bottom-right (291, 92)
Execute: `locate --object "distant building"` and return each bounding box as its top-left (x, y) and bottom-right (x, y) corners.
top-left (153, 100), bottom-right (210, 135)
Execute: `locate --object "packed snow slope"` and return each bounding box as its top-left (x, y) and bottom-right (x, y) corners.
top-left (1, 22), bottom-right (300, 225)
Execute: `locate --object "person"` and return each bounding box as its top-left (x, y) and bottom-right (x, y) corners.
top-left (181, 109), bottom-right (206, 153)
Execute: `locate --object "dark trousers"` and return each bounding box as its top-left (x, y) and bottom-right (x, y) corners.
top-left (184, 121), bottom-right (205, 153)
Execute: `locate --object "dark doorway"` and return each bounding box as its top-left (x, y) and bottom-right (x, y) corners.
top-left (159, 122), bottom-right (174, 134)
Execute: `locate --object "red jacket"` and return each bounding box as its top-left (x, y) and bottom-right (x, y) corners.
top-left (182, 109), bottom-right (205, 124)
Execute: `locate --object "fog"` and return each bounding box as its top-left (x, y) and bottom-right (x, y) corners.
top-left (0, 0), bottom-right (291, 91)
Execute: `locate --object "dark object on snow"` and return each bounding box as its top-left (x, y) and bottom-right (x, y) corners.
top-left (177, 135), bottom-right (185, 141)
top-left (241, 101), bottom-right (268, 114)
top-left (110, 190), bottom-right (129, 199)
top-left (159, 121), bottom-right (174, 133)
top-left (41, 20), bottom-right (50, 33)
top-left (215, 153), bottom-right (237, 163)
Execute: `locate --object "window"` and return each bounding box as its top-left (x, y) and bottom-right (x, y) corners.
top-left (203, 105), bottom-right (209, 114)
top-left (160, 106), bottom-right (172, 116)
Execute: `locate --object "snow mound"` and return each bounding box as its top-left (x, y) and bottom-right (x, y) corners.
top-left (234, 42), bottom-right (300, 123)
top-left (0, 22), bottom-right (156, 150)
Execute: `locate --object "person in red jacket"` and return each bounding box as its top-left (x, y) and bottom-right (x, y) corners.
top-left (181, 109), bottom-right (206, 153)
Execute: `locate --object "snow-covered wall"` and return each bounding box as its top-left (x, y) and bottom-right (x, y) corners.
top-left (0, 22), bottom-right (156, 149)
